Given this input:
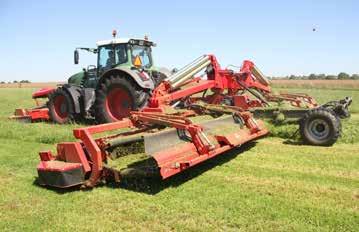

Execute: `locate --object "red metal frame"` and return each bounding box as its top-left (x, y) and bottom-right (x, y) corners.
top-left (10, 108), bottom-right (50, 121)
top-left (264, 92), bottom-right (318, 108)
top-left (38, 109), bottom-right (268, 187)
top-left (32, 87), bottom-right (55, 100)
top-left (10, 88), bottom-right (54, 122)
top-left (148, 55), bottom-right (316, 111)
top-left (148, 55), bottom-right (309, 112)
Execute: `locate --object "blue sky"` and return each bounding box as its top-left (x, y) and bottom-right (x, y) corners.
top-left (0, 0), bottom-right (358, 82)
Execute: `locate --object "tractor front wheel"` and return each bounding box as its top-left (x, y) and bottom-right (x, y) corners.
top-left (47, 88), bottom-right (75, 124)
top-left (299, 108), bottom-right (341, 146)
top-left (94, 75), bottom-right (149, 124)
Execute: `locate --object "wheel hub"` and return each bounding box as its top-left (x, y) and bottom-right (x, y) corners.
top-left (309, 119), bottom-right (329, 139)
top-left (54, 95), bottom-right (68, 119)
top-left (106, 87), bottom-right (133, 120)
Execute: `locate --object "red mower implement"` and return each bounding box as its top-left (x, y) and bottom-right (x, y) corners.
top-left (37, 107), bottom-right (268, 188)
top-left (10, 87), bottom-right (54, 122)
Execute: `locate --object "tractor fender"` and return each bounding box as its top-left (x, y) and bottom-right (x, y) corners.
top-left (61, 84), bottom-right (82, 114)
top-left (98, 67), bottom-right (154, 90)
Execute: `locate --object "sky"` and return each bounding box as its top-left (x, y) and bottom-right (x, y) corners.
top-left (0, 0), bottom-right (358, 82)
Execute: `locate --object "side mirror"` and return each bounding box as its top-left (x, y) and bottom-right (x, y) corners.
top-left (74, 50), bottom-right (79, 64)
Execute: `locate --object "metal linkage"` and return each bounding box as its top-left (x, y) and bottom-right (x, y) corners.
top-left (320, 96), bottom-right (352, 119)
top-left (264, 92), bottom-right (318, 108)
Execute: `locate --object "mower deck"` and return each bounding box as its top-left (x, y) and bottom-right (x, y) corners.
top-left (10, 108), bottom-right (49, 122)
top-left (10, 87), bottom-right (54, 122)
top-left (36, 108), bottom-right (268, 189)
top-left (37, 161), bottom-right (85, 188)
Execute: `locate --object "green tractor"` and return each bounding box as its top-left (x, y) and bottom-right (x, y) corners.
top-left (47, 34), bottom-right (169, 124)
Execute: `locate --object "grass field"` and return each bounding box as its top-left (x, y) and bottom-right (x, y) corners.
top-left (0, 82), bottom-right (62, 88)
top-left (271, 79), bottom-right (359, 90)
top-left (0, 85), bottom-right (358, 231)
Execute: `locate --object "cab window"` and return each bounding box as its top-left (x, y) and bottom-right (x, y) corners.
top-left (131, 45), bottom-right (152, 68)
top-left (98, 44), bottom-right (128, 71)
top-left (98, 46), bottom-right (113, 71)
top-left (115, 44), bottom-right (128, 64)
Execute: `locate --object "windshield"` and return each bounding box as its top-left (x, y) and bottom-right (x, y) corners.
top-left (131, 45), bottom-right (152, 68)
top-left (98, 44), bottom-right (128, 71)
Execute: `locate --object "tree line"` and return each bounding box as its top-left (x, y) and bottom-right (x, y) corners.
top-left (0, 80), bottom-right (31, 84)
top-left (270, 72), bottom-right (359, 80)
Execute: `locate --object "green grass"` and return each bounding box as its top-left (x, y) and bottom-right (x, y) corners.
top-left (0, 88), bottom-right (358, 231)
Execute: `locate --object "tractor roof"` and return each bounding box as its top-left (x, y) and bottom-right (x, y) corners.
top-left (96, 38), bottom-right (155, 47)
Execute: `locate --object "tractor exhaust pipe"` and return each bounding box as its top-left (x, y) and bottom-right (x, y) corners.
top-left (166, 55), bottom-right (211, 88)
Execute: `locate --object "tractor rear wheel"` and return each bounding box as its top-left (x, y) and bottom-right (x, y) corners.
top-left (299, 108), bottom-right (341, 146)
top-left (94, 75), bottom-right (149, 124)
top-left (47, 88), bottom-right (75, 124)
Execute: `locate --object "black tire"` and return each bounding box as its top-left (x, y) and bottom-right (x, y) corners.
top-left (94, 75), bottom-right (149, 124)
top-left (299, 109), bottom-right (341, 146)
top-left (321, 107), bottom-right (342, 132)
top-left (47, 88), bottom-right (75, 124)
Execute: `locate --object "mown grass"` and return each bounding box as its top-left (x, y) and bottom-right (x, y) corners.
top-left (0, 87), bottom-right (358, 231)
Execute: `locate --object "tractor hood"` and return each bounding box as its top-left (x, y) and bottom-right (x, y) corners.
top-left (68, 71), bottom-right (85, 86)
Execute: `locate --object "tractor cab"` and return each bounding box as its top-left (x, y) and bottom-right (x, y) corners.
top-left (71, 35), bottom-right (156, 88)
top-left (96, 38), bottom-right (155, 75)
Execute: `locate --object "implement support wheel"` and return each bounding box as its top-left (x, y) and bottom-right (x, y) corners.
top-left (299, 108), bottom-right (341, 146)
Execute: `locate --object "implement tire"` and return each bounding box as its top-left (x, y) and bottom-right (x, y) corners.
top-left (299, 108), bottom-right (341, 146)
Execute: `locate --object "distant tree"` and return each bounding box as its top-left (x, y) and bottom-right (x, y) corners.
top-left (338, 72), bottom-right (350, 80)
top-left (13, 80), bottom-right (18, 83)
top-left (0, 81), bottom-right (5, 84)
top-left (317, 74), bottom-right (326, 79)
top-left (308, 74), bottom-right (317, 80)
top-left (271, 73), bottom-right (357, 80)
top-left (325, 75), bottom-right (337, 80)
top-left (20, 80), bottom-right (31, 83)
